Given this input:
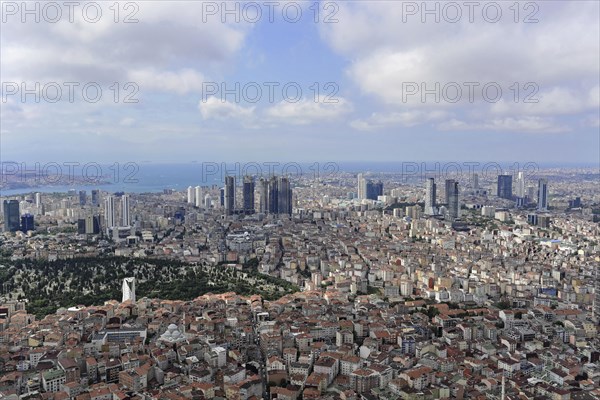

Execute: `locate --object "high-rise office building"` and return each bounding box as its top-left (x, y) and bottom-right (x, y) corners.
top-left (515, 172), bottom-right (525, 198)
top-left (258, 178), bottom-right (269, 213)
top-left (3, 200), bottom-right (20, 232)
top-left (594, 264), bottom-right (600, 323)
top-left (424, 178), bottom-right (437, 216)
top-left (104, 196), bottom-right (116, 232)
top-left (91, 189), bottom-right (100, 207)
top-left (569, 197), bottom-right (581, 209)
top-left (195, 186), bottom-right (203, 208)
top-left (472, 173), bottom-right (479, 190)
top-left (268, 176), bottom-right (279, 214)
top-left (220, 188), bottom-right (225, 207)
top-left (277, 177), bottom-right (292, 215)
top-left (447, 181), bottom-right (459, 221)
top-left (537, 179), bottom-right (548, 211)
top-left (204, 194), bottom-right (212, 208)
top-left (224, 176), bottom-right (235, 215)
top-left (259, 176), bottom-right (294, 215)
top-left (77, 218), bottom-right (85, 234)
top-left (21, 213), bottom-right (34, 232)
top-left (497, 175), bottom-right (513, 200)
top-left (243, 176), bottom-right (255, 214)
top-left (187, 186), bottom-right (195, 204)
top-left (79, 190), bottom-right (87, 206)
top-left (357, 174), bottom-right (367, 200)
top-left (35, 192), bottom-right (42, 207)
top-left (444, 179), bottom-right (456, 205)
top-left (366, 180), bottom-right (383, 200)
top-left (78, 215), bottom-right (101, 234)
top-left (121, 195), bottom-right (130, 227)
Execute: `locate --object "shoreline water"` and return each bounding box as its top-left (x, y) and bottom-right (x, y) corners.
top-left (1, 162), bottom-right (597, 197)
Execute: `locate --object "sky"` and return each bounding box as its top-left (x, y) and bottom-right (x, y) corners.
top-left (1, 0), bottom-right (599, 164)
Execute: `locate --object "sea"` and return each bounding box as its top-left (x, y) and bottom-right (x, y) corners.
top-left (0, 161), bottom-right (596, 197)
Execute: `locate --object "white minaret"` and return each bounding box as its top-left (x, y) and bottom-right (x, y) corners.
top-left (194, 186), bottom-right (202, 208)
top-left (122, 277), bottom-right (136, 303)
top-left (187, 186), bottom-right (195, 204)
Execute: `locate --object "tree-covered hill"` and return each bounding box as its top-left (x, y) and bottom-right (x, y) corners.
top-left (0, 257), bottom-right (299, 317)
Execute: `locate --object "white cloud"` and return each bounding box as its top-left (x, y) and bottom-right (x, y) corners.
top-left (350, 110), bottom-right (450, 131)
top-left (264, 96), bottom-right (352, 125)
top-left (320, 1), bottom-right (599, 127)
top-left (1, 2), bottom-right (249, 86)
top-left (128, 68), bottom-right (207, 95)
top-left (490, 86), bottom-right (600, 116)
top-left (198, 97), bottom-right (256, 121)
top-left (437, 117), bottom-right (570, 133)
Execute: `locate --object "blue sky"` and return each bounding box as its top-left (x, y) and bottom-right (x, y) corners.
top-left (1, 0), bottom-right (599, 164)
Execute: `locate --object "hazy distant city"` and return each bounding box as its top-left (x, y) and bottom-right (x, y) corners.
top-left (1, 0), bottom-right (599, 400)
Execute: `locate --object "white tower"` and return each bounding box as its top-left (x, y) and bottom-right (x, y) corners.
top-left (537, 178), bottom-right (548, 211)
top-left (121, 195), bottom-right (130, 227)
top-left (194, 186), bottom-right (202, 208)
top-left (424, 177), bottom-right (437, 216)
top-left (357, 174), bottom-right (367, 200)
top-left (187, 186), bottom-right (195, 204)
top-left (104, 196), bottom-right (116, 234)
top-left (515, 172), bottom-right (526, 198)
top-left (122, 277), bottom-right (136, 303)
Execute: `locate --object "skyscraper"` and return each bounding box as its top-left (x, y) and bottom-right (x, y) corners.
top-left (194, 186), bottom-right (203, 208)
top-left (87, 215), bottom-right (101, 234)
top-left (78, 215), bottom-right (101, 235)
top-left (472, 173), bottom-right (479, 190)
top-left (447, 181), bottom-right (459, 221)
top-left (424, 178), bottom-right (437, 216)
top-left (122, 277), bottom-right (136, 303)
top-left (121, 194), bottom-right (130, 227)
top-left (224, 176), bottom-right (235, 215)
top-left (243, 176), bottom-right (255, 214)
top-left (21, 213), bottom-right (34, 232)
top-left (366, 180), bottom-right (383, 200)
top-left (35, 192), bottom-right (42, 206)
top-left (444, 179), bottom-right (456, 205)
top-left (537, 179), bottom-right (548, 211)
top-left (104, 196), bottom-right (116, 232)
top-left (91, 189), bottom-right (100, 207)
top-left (515, 172), bottom-right (526, 198)
top-left (187, 186), bottom-right (195, 204)
top-left (497, 175), bottom-right (513, 200)
top-left (259, 176), bottom-right (294, 215)
top-left (258, 178), bottom-right (269, 213)
top-left (357, 174), bottom-right (367, 200)
top-left (594, 264), bottom-right (600, 323)
top-left (3, 200), bottom-right (20, 232)
top-left (277, 177), bottom-right (293, 215)
top-left (268, 176), bottom-right (279, 214)
top-left (79, 190), bottom-right (87, 206)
